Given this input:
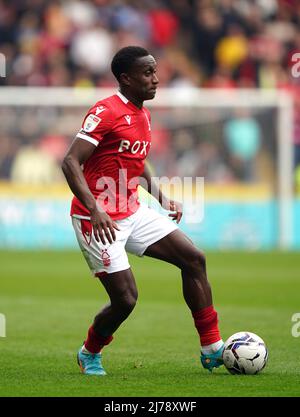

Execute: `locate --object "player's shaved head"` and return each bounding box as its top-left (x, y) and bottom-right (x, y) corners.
top-left (111, 46), bottom-right (150, 81)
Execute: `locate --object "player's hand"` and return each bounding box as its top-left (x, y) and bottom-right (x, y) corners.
top-left (90, 207), bottom-right (120, 245)
top-left (161, 198), bottom-right (183, 224)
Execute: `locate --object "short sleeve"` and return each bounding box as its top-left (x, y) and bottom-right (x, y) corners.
top-left (76, 103), bottom-right (114, 146)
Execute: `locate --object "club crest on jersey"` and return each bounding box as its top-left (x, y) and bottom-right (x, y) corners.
top-left (83, 114), bottom-right (101, 132)
top-left (100, 249), bottom-right (111, 267)
top-left (124, 115), bottom-right (131, 125)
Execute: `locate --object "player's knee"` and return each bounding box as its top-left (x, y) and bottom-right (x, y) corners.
top-left (183, 249), bottom-right (206, 274)
top-left (193, 249), bottom-right (206, 272)
top-left (116, 292), bottom-right (138, 316)
top-left (120, 297), bottom-right (137, 316)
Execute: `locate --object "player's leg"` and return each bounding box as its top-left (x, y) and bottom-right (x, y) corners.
top-left (144, 230), bottom-right (212, 309)
top-left (72, 216), bottom-right (137, 375)
top-left (86, 268), bottom-right (138, 349)
top-left (78, 268), bottom-right (138, 376)
top-left (125, 205), bottom-right (223, 371)
top-left (143, 229), bottom-right (224, 371)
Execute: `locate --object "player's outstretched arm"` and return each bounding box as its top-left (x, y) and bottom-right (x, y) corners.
top-left (61, 138), bottom-right (119, 244)
top-left (140, 162), bottom-right (183, 224)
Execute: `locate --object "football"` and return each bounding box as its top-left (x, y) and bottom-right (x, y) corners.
top-left (222, 331), bottom-right (268, 375)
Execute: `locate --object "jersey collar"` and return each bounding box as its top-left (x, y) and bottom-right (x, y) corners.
top-left (116, 91), bottom-right (129, 104)
top-left (116, 90), bottom-right (143, 112)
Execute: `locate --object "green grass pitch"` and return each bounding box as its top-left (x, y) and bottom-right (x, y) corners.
top-left (0, 250), bottom-right (300, 397)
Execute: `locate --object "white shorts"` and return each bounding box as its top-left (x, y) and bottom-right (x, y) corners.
top-left (72, 204), bottom-right (178, 277)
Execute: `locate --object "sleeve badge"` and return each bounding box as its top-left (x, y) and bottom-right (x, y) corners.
top-left (83, 114), bottom-right (101, 132)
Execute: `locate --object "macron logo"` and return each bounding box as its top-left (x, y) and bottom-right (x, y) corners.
top-left (95, 106), bottom-right (106, 115)
top-left (124, 115), bottom-right (131, 125)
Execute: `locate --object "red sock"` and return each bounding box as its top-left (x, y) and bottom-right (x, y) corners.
top-left (84, 326), bottom-right (113, 354)
top-left (192, 305), bottom-right (221, 346)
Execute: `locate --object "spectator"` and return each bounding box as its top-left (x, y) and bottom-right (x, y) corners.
top-left (0, 136), bottom-right (19, 179)
top-left (223, 109), bottom-right (262, 181)
top-left (11, 138), bottom-right (63, 184)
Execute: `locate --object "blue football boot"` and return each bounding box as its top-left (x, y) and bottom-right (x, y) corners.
top-left (77, 348), bottom-right (106, 376)
top-left (200, 344), bottom-right (224, 372)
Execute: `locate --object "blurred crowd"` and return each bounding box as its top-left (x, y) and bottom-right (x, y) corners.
top-left (1, 0), bottom-right (300, 89)
top-left (1, 0), bottom-right (300, 190)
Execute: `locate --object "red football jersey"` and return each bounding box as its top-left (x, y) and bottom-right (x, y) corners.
top-left (70, 92), bottom-right (152, 220)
